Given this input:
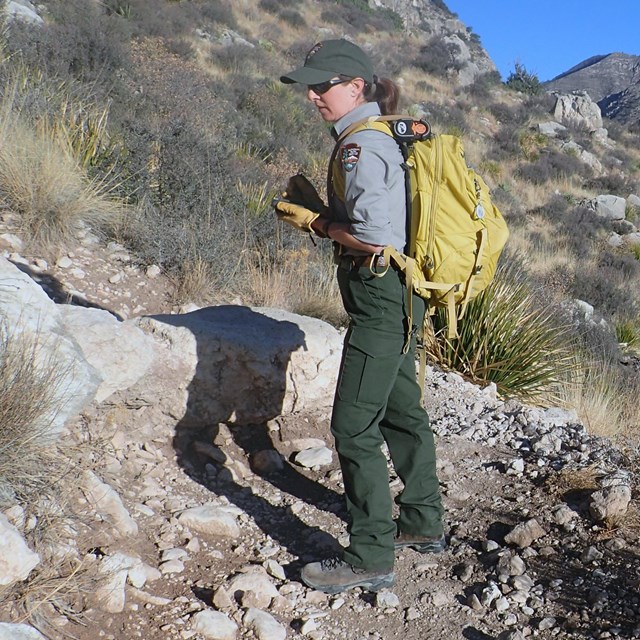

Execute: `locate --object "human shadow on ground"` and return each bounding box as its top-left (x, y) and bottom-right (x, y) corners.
top-left (152, 305), bottom-right (344, 572)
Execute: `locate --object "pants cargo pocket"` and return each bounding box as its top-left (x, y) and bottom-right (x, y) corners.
top-left (336, 327), bottom-right (405, 407)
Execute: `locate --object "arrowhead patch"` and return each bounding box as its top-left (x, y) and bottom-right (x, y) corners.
top-left (341, 143), bottom-right (361, 172)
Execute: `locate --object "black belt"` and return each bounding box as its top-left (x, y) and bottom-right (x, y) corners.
top-left (339, 254), bottom-right (387, 271)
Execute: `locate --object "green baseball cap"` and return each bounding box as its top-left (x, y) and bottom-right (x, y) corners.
top-left (280, 39), bottom-right (374, 85)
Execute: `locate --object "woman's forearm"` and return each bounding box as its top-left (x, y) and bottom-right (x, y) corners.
top-left (311, 218), bottom-right (384, 254)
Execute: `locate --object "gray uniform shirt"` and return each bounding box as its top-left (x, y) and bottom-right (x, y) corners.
top-left (331, 102), bottom-right (406, 253)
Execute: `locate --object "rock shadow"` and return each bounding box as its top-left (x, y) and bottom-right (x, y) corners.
top-left (9, 260), bottom-right (124, 319)
top-left (153, 305), bottom-right (343, 568)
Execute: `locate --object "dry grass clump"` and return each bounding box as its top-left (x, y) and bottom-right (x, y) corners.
top-left (0, 327), bottom-right (69, 503)
top-left (563, 357), bottom-right (640, 440)
top-left (546, 463), bottom-right (600, 496)
top-left (0, 325), bottom-right (97, 630)
top-left (172, 257), bottom-right (217, 306)
top-left (0, 103), bottom-right (123, 254)
top-left (242, 245), bottom-right (347, 327)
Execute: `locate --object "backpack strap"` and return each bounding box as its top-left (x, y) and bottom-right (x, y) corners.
top-left (458, 228), bottom-right (488, 320)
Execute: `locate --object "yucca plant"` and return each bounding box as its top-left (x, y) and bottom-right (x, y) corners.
top-left (41, 95), bottom-right (115, 170)
top-left (615, 317), bottom-right (640, 347)
top-left (425, 260), bottom-right (577, 404)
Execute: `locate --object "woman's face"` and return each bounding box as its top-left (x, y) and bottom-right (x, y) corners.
top-left (307, 77), bottom-right (365, 122)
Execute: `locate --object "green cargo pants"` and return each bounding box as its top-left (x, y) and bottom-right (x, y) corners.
top-left (332, 260), bottom-right (444, 570)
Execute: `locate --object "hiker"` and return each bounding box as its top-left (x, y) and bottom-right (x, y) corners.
top-left (275, 39), bottom-right (445, 594)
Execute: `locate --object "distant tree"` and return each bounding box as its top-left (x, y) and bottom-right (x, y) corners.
top-left (505, 62), bottom-right (541, 95)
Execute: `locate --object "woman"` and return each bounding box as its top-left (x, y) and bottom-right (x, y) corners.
top-left (275, 39), bottom-right (445, 594)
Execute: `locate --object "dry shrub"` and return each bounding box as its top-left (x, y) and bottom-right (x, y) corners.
top-left (0, 325), bottom-right (101, 630)
top-left (172, 257), bottom-right (216, 305)
top-left (547, 463), bottom-right (600, 496)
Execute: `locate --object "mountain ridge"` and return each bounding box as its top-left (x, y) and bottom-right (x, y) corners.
top-left (544, 52), bottom-right (640, 126)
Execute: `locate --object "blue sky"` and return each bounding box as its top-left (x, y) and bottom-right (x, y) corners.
top-left (444, 0), bottom-right (640, 82)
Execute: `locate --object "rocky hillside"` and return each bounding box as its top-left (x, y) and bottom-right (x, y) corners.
top-left (545, 53), bottom-right (640, 126)
top-left (0, 250), bottom-right (638, 640)
top-left (377, 0), bottom-right (497, 84)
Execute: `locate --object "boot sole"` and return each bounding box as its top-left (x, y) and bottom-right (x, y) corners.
top-left (303, 573), bottom-right (395, 595)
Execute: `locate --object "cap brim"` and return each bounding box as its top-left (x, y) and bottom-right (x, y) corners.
top-left (280, 67), bottom-right (337, 84)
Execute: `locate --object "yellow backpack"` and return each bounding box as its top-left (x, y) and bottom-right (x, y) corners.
top-left (332, 115), bottom-right (510, 342)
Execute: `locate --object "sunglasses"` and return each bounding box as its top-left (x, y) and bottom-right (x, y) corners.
top-left (307, 77), bottom-right (349, 95)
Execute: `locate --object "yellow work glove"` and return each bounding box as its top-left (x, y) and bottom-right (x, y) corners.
top-left (285, 174), bottom-right (328, 214)
top-left (272, 194), bottom-right (319, 234)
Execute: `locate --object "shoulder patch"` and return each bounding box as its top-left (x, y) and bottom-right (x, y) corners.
top-left (341, 143), bottom-right (361, 172)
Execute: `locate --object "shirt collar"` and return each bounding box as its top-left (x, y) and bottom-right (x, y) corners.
top-left (331, 102), bottom-right (382, 140)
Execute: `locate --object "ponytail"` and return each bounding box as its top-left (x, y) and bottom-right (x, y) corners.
top-left (364, 76), bottom-right (400, 115)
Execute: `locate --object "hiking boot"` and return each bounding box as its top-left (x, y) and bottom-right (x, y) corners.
top-left (301, 557), bottom-right (394, 594)
top-left (394, 532), bottom-right (447, 554)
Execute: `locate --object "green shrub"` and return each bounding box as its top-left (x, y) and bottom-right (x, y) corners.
top-left (259, 0), bottom-right (290, 13)
top-left (505, 62), bottom-right (541, 95)
top-left (463, 71), bottom-right (501, 99)
top-left (587, 172), bottom-right (639, 197)
top-left (626, 204), bottom-right (639, 223)
top-left (522, 92), bottom-right (557, 118)
top-left (320, 1), bottom-right (403, 31)
top-left (491, 123), bottom-right (523, 159)
top-left (235, 80), bottom-right (329, 163)
top-left (487, 102), bottom-right (529, 127)
top-left (280, 9), bottom-right (307, 28)
top-left (630, 243), bottom-right (640, 261)
top-left (425, 260), bottom-right (576, 404)
top-left (4, 0), bottom-right (128, 94)
top-left (431, 0), bottom-right (455, 15)
top-left (422, 102), bottom-right (469, 137)
top-left (570, 250), bottom-right (640, 317)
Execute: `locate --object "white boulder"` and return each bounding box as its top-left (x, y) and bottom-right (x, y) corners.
top-left (58, 306), bottom-right (157, 403)
top-left (3, 1), bottom-right (43, 24)
top-left (0, 514), bottom-right (40, 586)
top-left (80, 471), bottom-right (138, 537)
top-left (585, 195), bottom-right (627, 220)
top-left (192, 610), bottom-right (238, 640)
top-left (0, 257), bottom-right (102, 435)
top-left (0, 623), bottom-right (47, 640)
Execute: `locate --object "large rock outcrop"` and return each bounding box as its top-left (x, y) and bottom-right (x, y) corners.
top-left (552, 91), bottom-right (603, 132)
top-left (374, 0), bottom-right (497, 85)
top-left (137, 306), bottom-right (343, 427)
